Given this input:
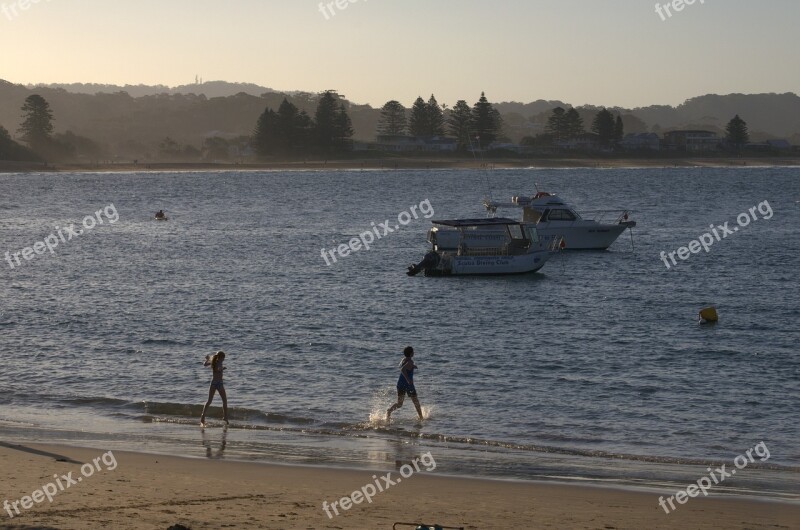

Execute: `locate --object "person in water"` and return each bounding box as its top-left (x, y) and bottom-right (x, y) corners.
top-left (200, 350), bottom-right (229, 426)
top-left (386, 346), bottom-right (423, 421)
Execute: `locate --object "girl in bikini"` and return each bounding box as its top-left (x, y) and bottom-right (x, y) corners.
top-left (200, 351), bottom-right (229, 426)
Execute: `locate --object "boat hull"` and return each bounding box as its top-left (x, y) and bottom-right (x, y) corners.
top-left (537, 222), bottom-right (633, 250)
top-left (432, 251), bottom-right (552, 276)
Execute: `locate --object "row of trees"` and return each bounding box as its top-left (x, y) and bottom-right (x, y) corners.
top-left (543, 106), bottom-right (624, 146)
top-left (1, 92), bottom-right (759, 162)
top-left (540, 107), bottom-right (750, 151)
top-left (377, 92), bottom-right (503, 150)
top-left (252, 90), bottom-right (353, 157)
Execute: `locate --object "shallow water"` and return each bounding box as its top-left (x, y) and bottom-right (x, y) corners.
top-left (1, 167), bottom-right (798, 498)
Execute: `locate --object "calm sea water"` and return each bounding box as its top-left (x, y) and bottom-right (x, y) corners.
top-left (1, 168), bottom-right (798, 498)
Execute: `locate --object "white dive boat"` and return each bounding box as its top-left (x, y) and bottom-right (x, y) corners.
top-left (407, 217), bottom-right (561, 276)
top-left (483, 192), bottom-right (635, 250)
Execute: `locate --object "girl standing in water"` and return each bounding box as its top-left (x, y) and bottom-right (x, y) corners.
top-left (200, 351), bottom-right (229, 426)
top-left (386, 346), bottom-right (424, 421)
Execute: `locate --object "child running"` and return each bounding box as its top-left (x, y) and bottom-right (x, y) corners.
top-left (386, 346), bottom-right (423, 421)
top-left (200, 350), bottom-right (229, 426)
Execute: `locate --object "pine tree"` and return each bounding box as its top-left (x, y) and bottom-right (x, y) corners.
top-left (276, 99), bottom-right (300, 153)
top-left (591, 108), bottom-right (616, 147)
top-left (725, 115), bottom-right (749, 151)
top-left (427, 95), bottom-right (445, 136)
top-left (447, 100), bottom-right (472, 151)
top-left (614, 115), bottom-right (624, 143)
top-left (470, 92), bottom-right (501, 149)
top-left (409, 97), bottom-right (431, 137)
top-left (565, 108), bottom-right (584, 139)
top-left (314, 90), bottom-right (341, 154)
top-left (377, 100), bottom-right (407, 136)
top-left (252, 107), bottom-right (280, 157)
top-left (18, 94), bottom-right (54, 152)
top-left (334, 103), bottom-right (354, 151)
top-left (546, 107), bottom-right (568, 142)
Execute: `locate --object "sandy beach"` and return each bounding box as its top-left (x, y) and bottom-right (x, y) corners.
top-left (0, 442), bottom-right (797, 530)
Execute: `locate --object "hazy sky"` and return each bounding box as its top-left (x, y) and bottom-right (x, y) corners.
top-left (1, 0), bottom-right (798, 108)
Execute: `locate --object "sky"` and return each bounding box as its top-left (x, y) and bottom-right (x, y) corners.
top-left (1, 0), bottom-right (798, 109)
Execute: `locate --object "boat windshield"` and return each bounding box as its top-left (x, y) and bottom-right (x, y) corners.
top-left (543, 208), bottom-right (578, 221)
top-left (507, 224), bottom-right (525, 239)
top-left (524, 226), bottom-right (539, 242)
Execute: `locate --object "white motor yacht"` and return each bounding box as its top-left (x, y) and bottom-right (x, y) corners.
top-left (483, 192), bottom-right (635, 250)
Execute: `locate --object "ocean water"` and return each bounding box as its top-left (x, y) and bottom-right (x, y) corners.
top-left (1, 168), bottom-right (798, 499)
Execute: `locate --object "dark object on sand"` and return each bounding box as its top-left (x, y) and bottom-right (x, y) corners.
top-left (392, 523), bottom-right (464, 530)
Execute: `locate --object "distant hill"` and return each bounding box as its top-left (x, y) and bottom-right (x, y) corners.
top-left (26, 80), bottom-right (282, 99)
top-left (2, 79), bottom-right (799, 159)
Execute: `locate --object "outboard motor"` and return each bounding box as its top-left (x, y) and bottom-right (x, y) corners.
top-left (407, 251), bottom-right (440, 276)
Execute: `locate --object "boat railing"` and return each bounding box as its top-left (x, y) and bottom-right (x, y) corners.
top-left (580, 209), bottom-right (633, 224)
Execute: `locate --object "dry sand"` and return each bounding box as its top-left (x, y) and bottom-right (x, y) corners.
top-left (0, 442), bottom-right (797, 529)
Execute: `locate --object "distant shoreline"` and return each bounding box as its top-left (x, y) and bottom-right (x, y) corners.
top-left (2, 156), bottom-right (800, 173)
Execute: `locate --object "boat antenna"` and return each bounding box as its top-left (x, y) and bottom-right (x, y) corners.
top-left (467, 133), bottom-right (494, 205)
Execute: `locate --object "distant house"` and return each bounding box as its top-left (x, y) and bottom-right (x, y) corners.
top-left (766, 139), bottom-right (792, 151)
top-left (556, 133), bottom-right (602, 151)
top-left (662, 130), bottom-right (720, 152)
top-left (488, 142), bottom-right (532, 154)
top-left (375, 135), bottom-right (457, 153)
top-left (743, 139), bottom-right (793, 153)
top-left (620, 133), bottom-right (660, 151)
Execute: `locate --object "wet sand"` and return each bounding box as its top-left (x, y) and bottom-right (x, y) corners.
top-left (1, 442), bottom-right (797, 529)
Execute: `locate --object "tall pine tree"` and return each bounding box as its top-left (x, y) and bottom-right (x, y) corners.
top-left (614, 115), bottom-right (624, 144)
top-left (565, 108), bottom-right (584, 139)
top-left (377, 100), bottom-right (407, 136)
top-left (725, 115), bottom-right (749, 151)
top-left (447, 100), bottom-right (472, 151)
top-left (409, 97), bottom-right (431, 137)
top-left (470, 92), bottom-right (501, 149)
top-left (253, 107), bottom-right (280, 157)
top-left (546, 107), bottom-right (568, 142)
top-left (314, 90), bottom-right (341, 154)
top-left (18, 95), bottom-right (54, 152)
top-left (427, 95), bottom-right (445, 136)
top-left (591, 108), bottom-right (616, 147)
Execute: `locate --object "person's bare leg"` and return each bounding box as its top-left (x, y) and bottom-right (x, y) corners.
top-left (386, 392), bottom-right (404, 420)
top-left (411, 396), bottom-right (423, 419)
top-left (201, 386), bottom-right (216, 425)
top-left (219, 387), bottom-right (229, 424)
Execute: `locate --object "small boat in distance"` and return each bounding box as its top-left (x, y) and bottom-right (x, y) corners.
top-left (483, 192), bottom-right (635, 250)
top-left (154, 210), bottom-right (168, 221)
top-left (407, 217), bottom-right (562, 276)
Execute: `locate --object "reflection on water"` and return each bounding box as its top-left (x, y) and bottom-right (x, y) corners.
top-left (202, 425), bottom-right (228, 459)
